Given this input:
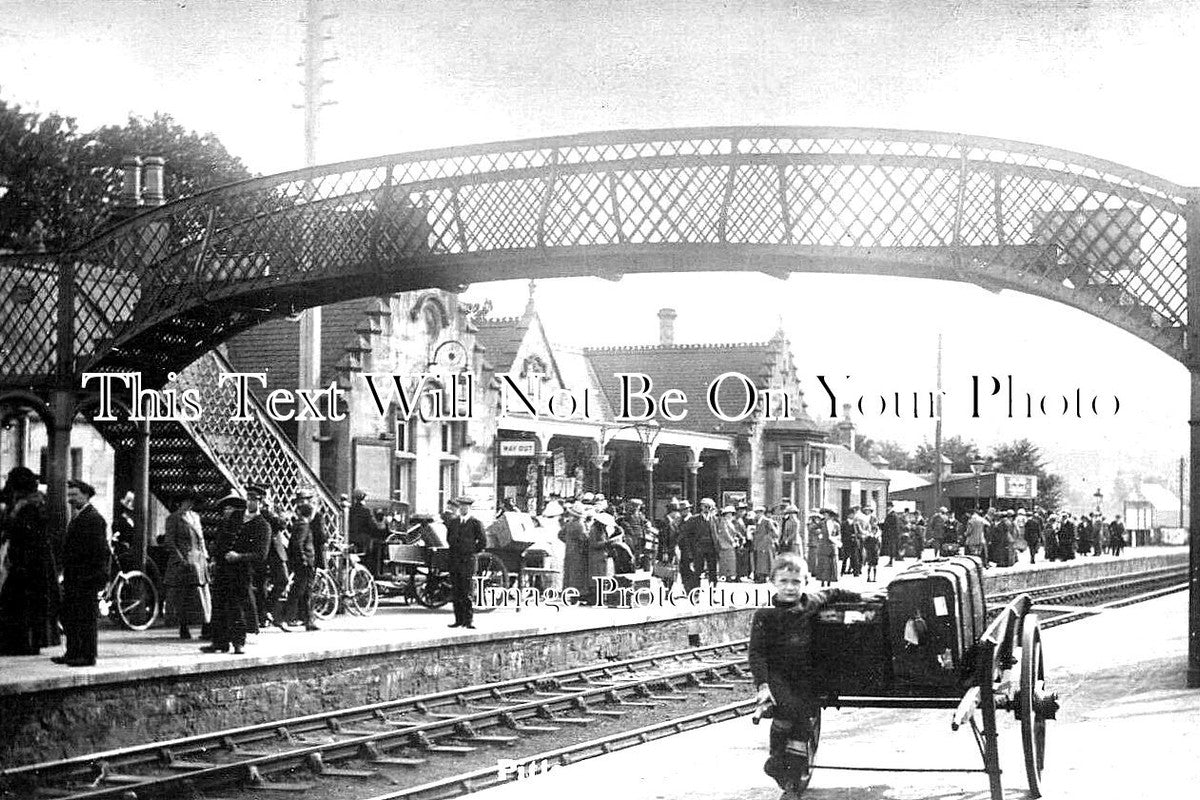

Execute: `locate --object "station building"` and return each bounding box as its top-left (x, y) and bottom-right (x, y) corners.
top-left (221, 284), bottom-right (847, 520)
top-left (1, 282), bottom-right (889, 531)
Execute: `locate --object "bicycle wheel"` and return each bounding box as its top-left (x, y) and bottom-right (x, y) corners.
top-left (311, 569), bottom-right (339, 620)
top-left (114, 571), bottom-right (159, 631)
top-left (345, 564), bottom-right (379, 617)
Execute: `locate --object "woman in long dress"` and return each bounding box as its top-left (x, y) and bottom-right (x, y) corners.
top-left (559, 503), bottom-right (591, 599)
top-left (812, 509), bottom-right (842, 586)
top-left (715, 506), bottom-right (739, 580)
top-left (0, 467), bottom-right (61, 655)
top-left (162, 490), bottom-right (212, 639)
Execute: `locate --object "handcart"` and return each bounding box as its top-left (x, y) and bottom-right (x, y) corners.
top-left (785, 559), bottom-right (1059, 798)
top-left (376, 515), bottom-right (521, 608)
top-left (483, 511), bottom-right (563, 597)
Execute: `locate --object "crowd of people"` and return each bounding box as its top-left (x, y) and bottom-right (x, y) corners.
top-left (0, 464), bottom-right (341, 664)
top-left (577, 495), bottom-right (1134, 600)
top-left (0, 455), bottom-right (1140, 663)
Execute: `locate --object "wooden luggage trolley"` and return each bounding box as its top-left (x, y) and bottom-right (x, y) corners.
top-left (800, 556), bottom-right (1059, 799)
top-left (378, 512), bottom-right (557, 608)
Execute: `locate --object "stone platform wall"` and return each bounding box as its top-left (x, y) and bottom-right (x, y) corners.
top-left (1, 607), bottom-right (756, 766)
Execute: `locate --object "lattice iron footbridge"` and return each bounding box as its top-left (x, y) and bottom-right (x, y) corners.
top-left (1, 127), bottom-right (1197, 670)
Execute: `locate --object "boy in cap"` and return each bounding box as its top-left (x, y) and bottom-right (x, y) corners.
top-left (751, 552), bottom-right (872, 799)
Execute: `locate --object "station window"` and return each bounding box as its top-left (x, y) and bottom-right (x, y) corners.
top-left (781, 451), bottom-right (795, 474)
top-left (440, 422), bottom-right (457, 454)
top-left (782, 478), bottom-right (796, 506)
top-left (38, 447), bottom-right (83, 481)
top-left (394, 458), bottom-right (415, 509)
top-left (395, 420), bottom-right (416, 454)
top-left (438, 461), bottom-right (459, 511)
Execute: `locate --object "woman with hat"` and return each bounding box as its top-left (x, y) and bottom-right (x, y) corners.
top-left (162, 488), bottom-right (211, 640)
top-left (715, 506), bottom-right (740, 581)
top-left (0, 467), bottom-right (60, 655)
top-left (813, 508), bottom-right (842, 587)
top-left (559, 501), bottom-right (590, 599)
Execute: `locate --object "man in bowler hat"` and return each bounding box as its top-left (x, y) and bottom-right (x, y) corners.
top-left (445, 495), bottom-right (486, 629)
top-left (54, 479), bottom-right (110, 667)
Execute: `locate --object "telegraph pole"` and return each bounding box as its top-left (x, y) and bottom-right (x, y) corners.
top-left (933, 332), bottom-right (944, 510)
top-left (297, 0), bottom-right (335, 468)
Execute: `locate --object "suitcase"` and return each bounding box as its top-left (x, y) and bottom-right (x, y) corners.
top-left (813, 600), bottom-right (891, 696)
top-left (925, 555), bottom-right (987, 643)
top-left (886, 564), bottom-right (976, 690)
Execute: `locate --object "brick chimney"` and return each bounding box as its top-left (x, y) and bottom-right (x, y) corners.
top-left (142, 156), bottom-right (165, 207)
top-left (119, 155), bottom-right (142, 209)
top-left (835, 402), bottom-right (855, 451)
top-left (658, 308), bottom-right (677, 346)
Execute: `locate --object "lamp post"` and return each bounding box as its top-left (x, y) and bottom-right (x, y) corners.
top-left (1094, 488), bottom-right (1103, 515)
top-left (970, 458), bottom-right (986, 512)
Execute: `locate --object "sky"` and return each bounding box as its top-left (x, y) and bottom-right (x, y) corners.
top-left (2, 0), bottom-right (1197, 500)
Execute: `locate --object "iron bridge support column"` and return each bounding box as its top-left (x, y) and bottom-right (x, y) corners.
top-left (1186, 191), bottom-right (1200, 689)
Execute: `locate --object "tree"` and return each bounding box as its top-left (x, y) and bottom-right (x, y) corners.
top-left (852, 434), bottom-right (877, 462)
top-left (872, 439), bottom-right (917, 471)
top-left (0, 97), bottom-right (103, 251)
top-left (912, 435), bottom-right (981, 474)
top-left (1, 97), bottom-right (251, 252)
top-left (991, 438), bottom-right (1064, 511)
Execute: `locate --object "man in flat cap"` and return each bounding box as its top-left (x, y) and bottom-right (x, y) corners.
top-left (203, 484), bottom-right (269, 654)
top-left (348, 487), bottom-right (387, 574)
top-left (445, 495), bottom-right (486, 628)
top-left (680, 498), bottom-right (720, 592)
top-left (54, 479), bottom-right (110, 667)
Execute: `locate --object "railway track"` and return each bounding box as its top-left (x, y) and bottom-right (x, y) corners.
top-left (1, 565), bottom-right (1187, 800)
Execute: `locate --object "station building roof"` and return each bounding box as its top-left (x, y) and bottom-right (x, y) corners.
top-left (816, 443), bottom-right (888, 481)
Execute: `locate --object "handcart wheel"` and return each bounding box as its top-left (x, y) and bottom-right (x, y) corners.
top-left (415, 571), bottom-right (452, 608)
top-left (473, 553), bottom-right (509, 613)
top-left (1019, 613), bottom-right (1049, 798)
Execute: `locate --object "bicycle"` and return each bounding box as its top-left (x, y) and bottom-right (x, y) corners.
top-left (97, 566), bottom-right (159, 631)
top-left (311, 545), bottom-right (378, 619)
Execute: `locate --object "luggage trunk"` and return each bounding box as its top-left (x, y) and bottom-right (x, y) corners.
top-left (813, 600), bottom-right (891, 696)
top-left (925, 555), bottom-right (987, 643)
top-left (886, 561), bottom-right (981, 690)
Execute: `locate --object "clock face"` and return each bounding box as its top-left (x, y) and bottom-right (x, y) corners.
top-left (432, 340), bottom-right (468, 370)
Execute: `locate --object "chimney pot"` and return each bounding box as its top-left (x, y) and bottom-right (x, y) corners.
top-left (142, 156), bottom-right (165, 207)
top-left (120, 156), bottom-right (143, 208)
top-left (835, 403), bottom-right (856, 451)
top-left (657, 307), bottom-right (677, 346)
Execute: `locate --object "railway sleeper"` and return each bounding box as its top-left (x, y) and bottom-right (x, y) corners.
top-left (305, 752), bottom-right (377, 779)
top-left (245, 765), bottom-right (313, 792)
top-left (409, 731), bottom-right (476, 755)
top-left (454, 721), bottom-right (519, 746)
top-left (359, 742), bottom-right (427, 767)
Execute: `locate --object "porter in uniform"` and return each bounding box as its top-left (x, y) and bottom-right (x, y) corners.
top-left (446, 495), bottom-right (486, 628)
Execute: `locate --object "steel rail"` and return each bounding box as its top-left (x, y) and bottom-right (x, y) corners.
top-left (985, 564), bottom-right (1187, 607)
top-left (0, 639), bottom-right (747, 785)
top-left (356, 575), bottom-right (1191, 800)
top-left (1, 566), bottom-right (1182, 800)
top-left (18, 656), bottom-right (752, 800)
